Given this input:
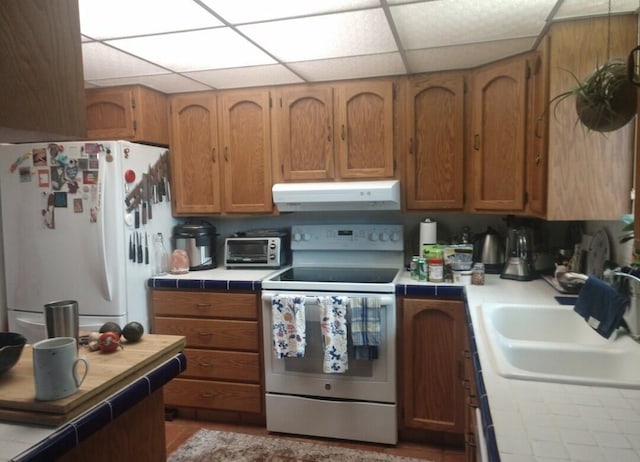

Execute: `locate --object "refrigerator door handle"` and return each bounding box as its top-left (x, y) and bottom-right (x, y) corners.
top-left (97, 152), bottom-right (113, 301)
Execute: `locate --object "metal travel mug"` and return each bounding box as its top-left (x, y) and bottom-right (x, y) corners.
top-left (44, 300), bottom-right (79, 342)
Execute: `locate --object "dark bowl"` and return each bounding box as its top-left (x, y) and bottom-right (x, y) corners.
top-left (0, 332), bottom-right (27, 375)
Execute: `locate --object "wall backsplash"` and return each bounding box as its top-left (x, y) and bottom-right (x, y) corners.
top-left (177, 211), bottom-right (628, 270)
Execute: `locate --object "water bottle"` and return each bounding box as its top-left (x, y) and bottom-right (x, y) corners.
top-left (153, 232), bottom-right (169, 276)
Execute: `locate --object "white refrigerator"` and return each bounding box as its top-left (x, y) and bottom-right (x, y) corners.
top-left (0, 140), bottom-right (176, 343)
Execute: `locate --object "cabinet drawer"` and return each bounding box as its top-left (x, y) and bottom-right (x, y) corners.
top-left (152, 290), bottom-right (257, 319)
top-left (181, 348), bottom-right (260, 382)
top-left (165, 378), bottom-right (262, 413)
top-left (154, 317), bottom-right (259, 350)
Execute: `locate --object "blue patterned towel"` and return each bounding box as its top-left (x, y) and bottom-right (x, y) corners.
top-left (574, 276), bottom-right (628, 338)
top-left (350, 297), bottom-right (381, 360)
top-left (318, 296), bottom-right (349, 373)
top-left (272, 295), bottom-right (306, 358)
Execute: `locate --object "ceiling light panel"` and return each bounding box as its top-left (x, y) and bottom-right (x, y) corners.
top-left (106, 28), bottom-right (276, 72)
top-left (184, 64), bottom-right (304, 89)
top-left (554, 0), bottom-right (639, 20)
top-left (405, 37), bottom-right (536, 73)
top-left (79, 0), bottom-right (222, 40)
top-left (391, 0), bottom-right (557, 50)
top-left (199, 0), bottom-right (380, 24)
top-left (86, 74), bottom-right (212, 93)
top-left (288, 53), bottom-right (407, 82)
top-left (82, 42), bottom-right (168, 80)
top-left (239, 9), bottom-right (397, 62)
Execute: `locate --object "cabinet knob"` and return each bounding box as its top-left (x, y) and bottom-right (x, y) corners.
top-left (196, 303), bottom-right (212, 310)
top-left (198, 331), bottom-right (213, 337)
top-left (199, 361), bottom-right (213, 368)
top-left (211, 147), bottom-right (216, 163)
top-left (473, 134), bottom-right (480, 151)
top-left (328, 124), bottom-right (332, 142)
top-left (341, 124), bottom-right (346, 141)
top-left (224, 146), bottom-right (229, 161)
top-left (409, 137), bottom-right (414, 154)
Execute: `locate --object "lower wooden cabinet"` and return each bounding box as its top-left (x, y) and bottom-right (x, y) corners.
top-left (463, 342), bottom-right (479, 462)
top-left (399, 298), bottom-right (466, 439)
top-left (151, 289), bottom-right (264, 418)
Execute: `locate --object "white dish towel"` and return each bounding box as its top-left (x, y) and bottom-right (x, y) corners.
top-left (272, 294), bottom-right (306, 358)
top-left (318, 296), bottom-right (349, 373)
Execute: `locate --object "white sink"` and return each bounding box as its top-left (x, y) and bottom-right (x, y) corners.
top-left (479, 303), bottom-right (640, 388)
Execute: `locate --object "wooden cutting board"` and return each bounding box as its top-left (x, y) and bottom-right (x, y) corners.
top-left (0, 333), bottom-right (185, 426)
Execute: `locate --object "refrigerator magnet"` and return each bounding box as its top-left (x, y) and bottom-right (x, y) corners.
top-left (19, 167), bottom-right (31, 183)
top-left (73, 198), bottom-right (83, 213)
top-left (32, 148), bottom-right (47, 166)
top-left (54, 192), bottom-right (67, 208)
top-left (48, 143), bottom-right (60, 166)
top-left (38, 169), bottom-right (49, 187)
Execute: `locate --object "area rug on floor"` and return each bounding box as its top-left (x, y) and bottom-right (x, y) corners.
top-left (168, 429), bottom-right (431, 462)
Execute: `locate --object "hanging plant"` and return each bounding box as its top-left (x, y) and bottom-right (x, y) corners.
top-left (551, 59), bottom-right (637, 132)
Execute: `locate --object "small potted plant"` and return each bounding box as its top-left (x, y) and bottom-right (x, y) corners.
top-left (552, 59), bottom-right (637, 133)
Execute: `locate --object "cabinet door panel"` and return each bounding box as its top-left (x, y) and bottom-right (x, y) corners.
top-left (86, 89), bottom-right (134, 139)
top-left (406, 73), bottom-right (464, 210)
top-left (219, 90), bottom-right (273, 213)
top-left (165, 378), bottom-right (262, 413)
top-left (181, 348), bottom-right (260, 382)
top-left (169, 93), bottom-right (220, 214)
top-left (152, 290), bottom-right (257, 319)
top-left (277, 86), bottom-right (334, 180)
top-left (336, 81), bottom-right (394, 178)
top-left (402, 298), bottom-right (465, 434)
top-left (471, 59), bottom-right (527, 211)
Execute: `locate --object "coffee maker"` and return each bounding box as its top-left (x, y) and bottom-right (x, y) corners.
top-left (501, 226), bottom-right (536, 281)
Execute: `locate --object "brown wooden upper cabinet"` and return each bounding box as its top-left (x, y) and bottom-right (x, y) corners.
top-left (0, 0), bottom-right (86, 142)
top-left (86, 85), bottom-right (169, 146)
top-left (218, 89), bottom-right (273, 214)
top-left (274, 85), bottom-right (335, 181)
top-left (169, 92), bottom-right (221, 215)
top-left (469, 56), bottom-right (529, 212)
top-left (405, 72), bottom-right (464, 210)
top-left (537, 15), bottom-right (636, 221)
top-left (273, 80), bottom-right (395, 182)
top-left (170, 90), bottom-right (273, 215)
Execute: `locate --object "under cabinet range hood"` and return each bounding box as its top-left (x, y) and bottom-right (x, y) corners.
top-left (272, 180), bottom-right (401, 212)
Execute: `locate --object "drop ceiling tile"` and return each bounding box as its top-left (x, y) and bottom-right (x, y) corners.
top-left (183, 64), bottom-right (304, 89)
top-left (288, 53), bottom-right (407, 82)
top-left (79, 0), bottom-right (222, 40)
top-left (405, 36), bottom-right (537, 73)
top-left (200, 0), bottom-right (380, 24)
top-left (239, 9), bottom-right (397, 62)
top-left (86, 74), bottom-right (212, 93)
top-left (82, 42), bottom-right (168, 80)
top-left (106, 28), bottom-right (276, 72)
top-left (554, 0), bottom-right (639, 20)
top-left (391, 0), bottom-right (557, 50)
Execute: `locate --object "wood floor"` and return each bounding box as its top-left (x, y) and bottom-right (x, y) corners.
top-left (165, 417), bottom-right (465, 461)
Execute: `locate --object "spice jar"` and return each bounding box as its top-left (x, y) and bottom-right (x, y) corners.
top-left (428, 249), bottom-right (444, 283)
top-left (471, 263), bottom-right (485, 285)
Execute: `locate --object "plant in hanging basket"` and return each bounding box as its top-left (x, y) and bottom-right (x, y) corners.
top-left (551, 59), bottom-right (637, 133)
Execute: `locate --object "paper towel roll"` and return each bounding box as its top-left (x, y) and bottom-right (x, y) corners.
top-left (420, 220), bottom-right (437, 247)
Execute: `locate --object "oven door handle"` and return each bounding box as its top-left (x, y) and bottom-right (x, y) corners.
top-left (262, 293), bottom-right (395, 306)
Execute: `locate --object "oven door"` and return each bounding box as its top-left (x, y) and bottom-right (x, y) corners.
top-left (261, 290), bottom-right (396, 403)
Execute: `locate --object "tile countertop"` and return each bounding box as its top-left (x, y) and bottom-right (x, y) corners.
top-left (463, 275), bottom-right (640, 462)
top-left (149, 267), bottom-right (640, 461)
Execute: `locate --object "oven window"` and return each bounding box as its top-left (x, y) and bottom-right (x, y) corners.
top-left (228, 241), bottom-right (267, 262)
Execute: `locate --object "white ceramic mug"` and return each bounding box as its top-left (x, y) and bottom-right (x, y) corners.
top-left (32, 337), bottom-right (89, 401)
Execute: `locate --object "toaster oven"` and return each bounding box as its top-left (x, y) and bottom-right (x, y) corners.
top-left (224, 236), bottom-right (290, 268)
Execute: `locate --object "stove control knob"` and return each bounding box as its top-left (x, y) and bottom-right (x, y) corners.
top-left (369, 233), bottom-right (379, 241)
top-left (302, 233), bottom-right (311, 241)
top-left (293, 232), bottom-right (302, 241)
top-left (391, 232), bottom-right (401, 242)
top-left (380, 232), bottom-right (389, 241)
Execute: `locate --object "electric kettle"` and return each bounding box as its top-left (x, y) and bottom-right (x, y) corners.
top-left (474, 227), bottom-right (505, 274)
top-left (501, 226), bottom-right (536, 281)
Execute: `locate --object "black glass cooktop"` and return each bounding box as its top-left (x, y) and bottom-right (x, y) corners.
top-left (271, 267), bottom-right (399, 284)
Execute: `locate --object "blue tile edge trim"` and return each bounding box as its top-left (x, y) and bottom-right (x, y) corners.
top-left (395, 283), bottom-right (464, 298)
top-left (463, 301), bottom-right (500, 462)
top-left (12, 352), bottom-right (187, 462)
top-left (148, 278), bottom-right (262, 291)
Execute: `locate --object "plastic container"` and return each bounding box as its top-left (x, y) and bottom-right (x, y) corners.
top-left (472, 263), bottom-right (485, 286)
top-left (453, 270), bottom-right (472, 285)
